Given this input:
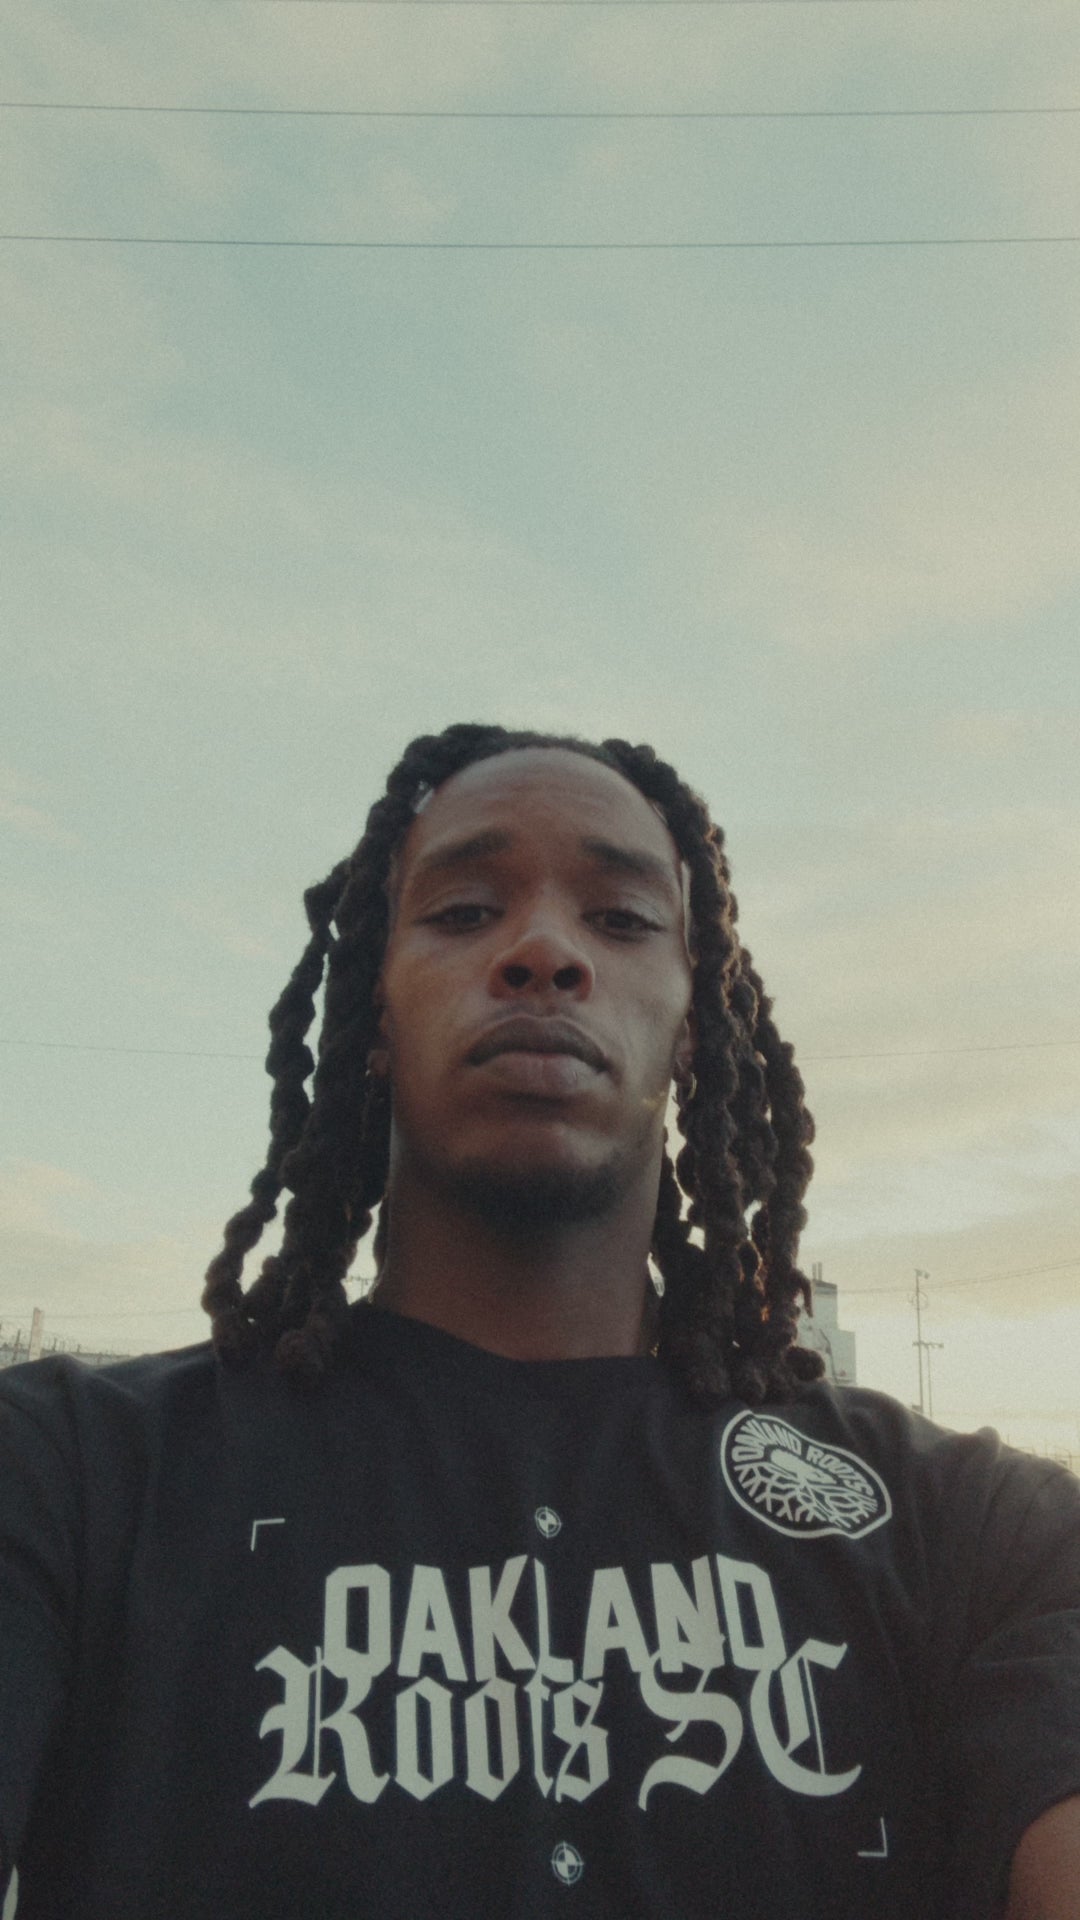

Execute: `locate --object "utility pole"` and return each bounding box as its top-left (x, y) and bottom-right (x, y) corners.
top-left (924, 1341), bottom-right (944, 1420)
top-left (911, 1271), bottom-right (945, 1418)
top-left (911, 1270), bottom-right (930, 1413)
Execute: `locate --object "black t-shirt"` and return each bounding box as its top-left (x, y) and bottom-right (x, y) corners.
top-left (1, 1305), bottom-right (1078, 1919)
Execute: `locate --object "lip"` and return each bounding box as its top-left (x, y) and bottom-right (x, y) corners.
top-left (467, 1015), bottom-right (609, 1073)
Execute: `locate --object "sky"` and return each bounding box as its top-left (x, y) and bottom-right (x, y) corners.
top-left (2, 0), bottom-right (1078, 1455)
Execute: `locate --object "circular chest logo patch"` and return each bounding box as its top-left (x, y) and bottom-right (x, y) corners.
top-left (720, 1411), bottom-right (892, 1540)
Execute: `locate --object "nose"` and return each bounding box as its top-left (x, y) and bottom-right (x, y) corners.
top-left (489, 905), bottom-right (595, 999)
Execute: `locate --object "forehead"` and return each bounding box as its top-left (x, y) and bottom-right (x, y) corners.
top-left (396, 748), bottom-right (683, 886)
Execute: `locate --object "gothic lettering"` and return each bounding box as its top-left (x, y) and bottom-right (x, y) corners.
top-left (468, 1557), bottom-right (534, 1680)
top-left (650, 1558), bottom-right (726, 1675)
top-left (636, 1653), bottom-right (743, 1810)
top-left (582, 1567), bottom-right (650, 1678)
top-left (551, 1681), bottom-right (610, 1803)
top-left (396, 1677), bottom-right (456, 1800)
top-left (250, 1550), bottom-right (860, 1814)
top-left (464, 1678), bottom-right (521, 1800)
top-left (398, 1565), bottom-right (468, 1682)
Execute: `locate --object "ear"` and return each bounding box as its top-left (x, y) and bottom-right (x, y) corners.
top-left (672, 1010), bottom-right (696, 1087)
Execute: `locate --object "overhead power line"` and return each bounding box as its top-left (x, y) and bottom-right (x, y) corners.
top-left (844, 1261), bottom-right (1080, 1298)
top-left (2, 1036), bottom-right (1077, 1063)
top-left (5, 233), bottom-right (1080, 250)
top-left (7, 101), bottom-right (1077, 120)
top-left (237, 1), bottom-right (926, 8)
top-left (2, 1040), bottom-right (260, 1060)
top-left (803, 1039), bottom-right (1080, 1062)
top-left (16, 1261), bottom-right (1080, 1329)
top-left (9, 1305), bottom-right (205, 1322)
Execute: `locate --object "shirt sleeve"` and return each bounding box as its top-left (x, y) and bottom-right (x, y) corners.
top-left (940, 1448), bottom-right (1080, 1918)
top-left (0, 1363), bottom-right (81, 1885)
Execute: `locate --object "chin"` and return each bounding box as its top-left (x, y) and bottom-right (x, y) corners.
top-left (438, 1153), bottom-right (628, 1233)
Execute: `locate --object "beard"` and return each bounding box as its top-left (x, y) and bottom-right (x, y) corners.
top-left (404, 1134), bottom-right (636, 1237)
top-left (444, 1156), bottom-right (628, 1234)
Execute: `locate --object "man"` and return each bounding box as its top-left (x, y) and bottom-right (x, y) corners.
top-left (1, 722), bottom-right (1078, 1918)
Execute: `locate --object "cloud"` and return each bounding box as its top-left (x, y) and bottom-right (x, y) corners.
top-left (561, 0), bottom-right (1080, 116)
top-left (0, 1158), bottom-right (205, 1353)
top-left (167, 894), bottom-right (272, 961)
top-left (801, 1166), bottom-right (1080, 1441)
top-left (3, 0), bottom-right (541, 157)
top-left (735, 804), bottom-right (1080, 1032)
top-left (688, 342), bottom-right (1080, 656)
top-left (930, 707), bottom-right (1080, 764)
top-left (0, 770), bottom-right (81, 847)
top-left (0, 1160), bottom-right (99, 1235)
top-left (6, 386), bottom-right (643, 706)
top-left (805, 1153), bottom-right (1080, 1317)
top-left (717, 805), bottom-right (1080, 1246)
top-left (0, 1158), bottom-right (362, 1358)
top-left (1, 249), bottom-right (184, 408)
top-left (838, 1291), bottom-right (1080, 1447)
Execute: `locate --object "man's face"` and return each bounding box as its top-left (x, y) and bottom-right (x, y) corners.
top-left (374, 748), bottom-right (695, 1229)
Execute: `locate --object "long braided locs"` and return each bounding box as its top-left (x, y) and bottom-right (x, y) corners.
top-left (202, 724), bottom-right (824, 1403)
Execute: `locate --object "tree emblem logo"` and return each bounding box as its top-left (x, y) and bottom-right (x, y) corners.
top-left (720, 1412), bottom-right (891, 1540)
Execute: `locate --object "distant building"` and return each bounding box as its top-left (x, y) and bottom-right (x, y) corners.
top-left (0, 1319), bottom-right (130, 1372)
top-left (1023, 1447), bottom-right (1080, 1479)
top-left (797, 1267), bottom-right (857, 1386)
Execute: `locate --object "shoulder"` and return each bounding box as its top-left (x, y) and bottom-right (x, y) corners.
top-left (0, 1345), bottom-right (300, 1601)
top-left (729, 1382), bottom-right (1080, 1572)
top-left (812, 1387), bottom-right (1080, 1624)
top-left (0, 1344), bottom-right (245, 1483)
top-left (0, 1341), bottom-right (221, 1423)
top-left (785, 1377), bottom-right (1078, 1504)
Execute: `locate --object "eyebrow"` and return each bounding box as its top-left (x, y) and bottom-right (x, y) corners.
top-left (579, 837), bottom-right (681, 898)
top-left (410, 830), bottom-right (514, 882)
top-left (408, 830), bottom-right (680, 901)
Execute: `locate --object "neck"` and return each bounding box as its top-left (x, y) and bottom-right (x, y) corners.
top-left (368, 1162), bottom-right (660, 1361)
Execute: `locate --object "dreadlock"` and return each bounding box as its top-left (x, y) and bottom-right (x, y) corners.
top-left (202, 723), bottom-right (824, 1404)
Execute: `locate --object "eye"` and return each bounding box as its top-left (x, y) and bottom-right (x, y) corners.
top-left (590, 908), bottom-right (664, 939)
top-left (422, 903), bottom-right (497, 933)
